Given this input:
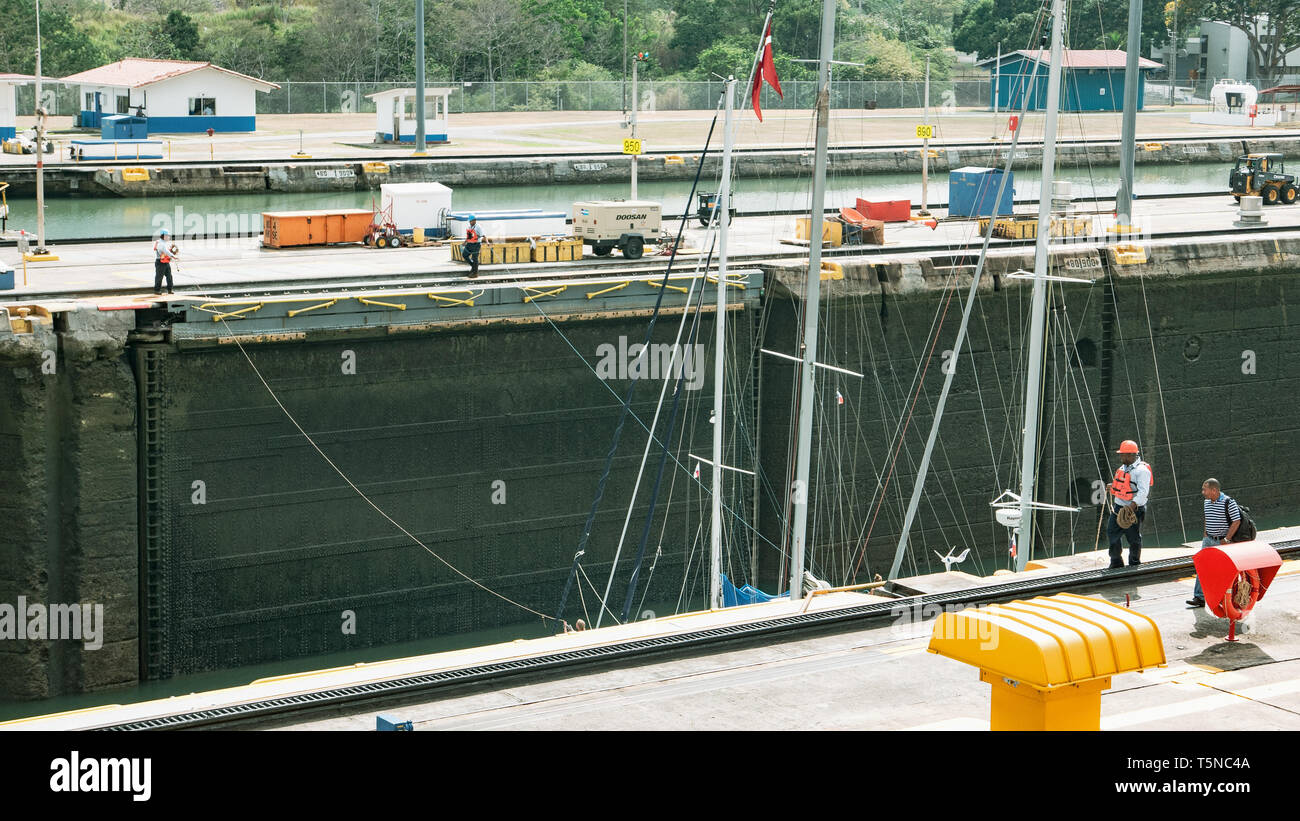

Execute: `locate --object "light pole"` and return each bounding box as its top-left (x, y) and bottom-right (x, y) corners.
top-left (31, 0), bottom-right (54, 260)
top-left (413, 0), bottom-right (427, 155)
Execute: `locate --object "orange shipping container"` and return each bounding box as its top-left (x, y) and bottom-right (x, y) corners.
top-left (262, 209), bottom-right (374, 248)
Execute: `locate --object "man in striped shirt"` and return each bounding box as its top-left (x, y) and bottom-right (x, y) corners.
top-left (1188, 478), bottom-right (1241, 607)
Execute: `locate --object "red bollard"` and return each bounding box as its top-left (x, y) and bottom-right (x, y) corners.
top-left (1193, 541), bottom-right (1282, 640)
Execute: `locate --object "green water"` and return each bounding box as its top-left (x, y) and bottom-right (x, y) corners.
top-left (5, 161), bottom-right (1231, 241)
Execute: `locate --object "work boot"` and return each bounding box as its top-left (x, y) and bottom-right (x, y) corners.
top-left (1108, 562), bottom-right (1124, 570)
top-left (1186, 597), bottom-right (1205, 608)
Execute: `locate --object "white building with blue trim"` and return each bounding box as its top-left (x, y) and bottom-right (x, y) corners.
top-left (367, 88), bottom-right (451, 144)
top-left (0, 73), bottom-right (35, 140)
top-left (63, 59), bottom-right (278, 134)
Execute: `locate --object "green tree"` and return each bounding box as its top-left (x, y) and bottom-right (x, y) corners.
top-left (165, 10), bottom-right (200, 59)
top-left (953, 0), bottom-right (1170, 60)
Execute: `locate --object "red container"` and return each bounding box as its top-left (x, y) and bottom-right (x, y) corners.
top-left (262, 209), bottom-right (374, 248)
top-left (855, 198), bottom-right (912, 222)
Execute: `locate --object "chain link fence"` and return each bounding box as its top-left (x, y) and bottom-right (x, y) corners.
top-left (14, 77), bottom-right (1300, 119)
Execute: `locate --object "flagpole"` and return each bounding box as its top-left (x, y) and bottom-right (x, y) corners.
top-left (742, 3), bottom-right (775, 117)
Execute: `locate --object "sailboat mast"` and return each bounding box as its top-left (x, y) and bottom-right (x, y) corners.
top-left (788, 0), bottom-right (837, 601)
top-left (710, 78), bottom-right (736, 610)
top-left (1015, 0), bottom-right (1066, 572)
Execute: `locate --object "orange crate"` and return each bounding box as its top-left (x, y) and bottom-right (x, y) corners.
top-left (262, 209), bottom-right (373, 248)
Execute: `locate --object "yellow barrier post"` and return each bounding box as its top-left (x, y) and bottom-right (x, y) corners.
top-left (928, 592), bottom-right (1166, 730)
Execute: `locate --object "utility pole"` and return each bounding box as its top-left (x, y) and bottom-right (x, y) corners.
top-left (622, 0), bottom-right (629, 115)
top-left (1169, 2), bottom-right (1179, 109)
top-left (920, 56), bottom-right (931, 216)
top-left (1117, 0), bottom-right (1142, 228)
top-left (631, 53), bottom-right (639, 199)
top-left (413, 0), bottom-right (427, 155)
top-left (32, 0), bottom-right (52, 259)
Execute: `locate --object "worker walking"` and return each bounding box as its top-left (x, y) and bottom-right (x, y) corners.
top-left (1105, 439), bottom-right (1153, 568)
top-left (153, 228), bottom-right (177, 295)
top-left (463, 216), bottom-right (483, 279)
top-left (1188, 478), bottom-right (1242, 607)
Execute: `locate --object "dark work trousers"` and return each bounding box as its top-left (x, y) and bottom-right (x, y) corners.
top-left (1107, 503), bottom-right (1145, 566)
top-left (154, 260), bottom-right (173, 293)
top-left (463, 242), bottom-right (481, 276)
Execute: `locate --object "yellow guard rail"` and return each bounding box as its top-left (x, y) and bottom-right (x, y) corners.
top-left (928, 592), bottom-right (1166, 730)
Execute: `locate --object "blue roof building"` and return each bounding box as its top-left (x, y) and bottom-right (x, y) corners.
top-left (980, 49), bottom-right (1163, 112)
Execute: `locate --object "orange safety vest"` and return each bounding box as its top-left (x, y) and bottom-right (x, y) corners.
top-left (466, 226), bottom-right (481, 244)
top-left (155, 241), bottom-right (171, 264)
top-left (1112, 461), bottom-right (1153, 502)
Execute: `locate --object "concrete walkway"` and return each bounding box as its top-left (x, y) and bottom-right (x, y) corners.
top-left (272, 551), bottom-right (1300, 731)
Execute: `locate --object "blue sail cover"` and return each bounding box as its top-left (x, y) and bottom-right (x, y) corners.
top-left (720, 573), bottom-right (786, 607)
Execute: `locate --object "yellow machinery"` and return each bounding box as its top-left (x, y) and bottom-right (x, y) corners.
top-left (928, 592), bottom-right (1165, 730)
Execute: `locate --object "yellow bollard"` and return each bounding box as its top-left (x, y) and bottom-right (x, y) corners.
top-left (928, 592), bottom-right (1166, 731)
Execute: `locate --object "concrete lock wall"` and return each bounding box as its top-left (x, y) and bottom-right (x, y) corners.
top-left (0, 309), bottom-right (138, 701)
top-left (133, 312), bottom-right (755, 679)
top-left (3, 239), bottom-right (1299, 697)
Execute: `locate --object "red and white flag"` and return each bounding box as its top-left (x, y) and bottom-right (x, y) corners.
top-left (835, 390), bottom-right (844, 406)
top-left (750, 18), bottom-right (783, 121)
top-left (693, 462), bottom-right (701, 480)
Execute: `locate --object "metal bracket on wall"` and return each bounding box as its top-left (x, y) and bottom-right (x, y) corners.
top-left (286, 299), bottom-right (338, 318)
top-left (427, 290), bottom-right (481, 307)
top-left (357, 297), bottom-right (407, 310)
top-left (585, 281), bottom-right (630, 299)
top-left (523, 285), bottom-right (567, 303)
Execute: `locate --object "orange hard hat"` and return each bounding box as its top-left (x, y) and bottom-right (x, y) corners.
top-left (1116, 439), bottom-right (1139, 454)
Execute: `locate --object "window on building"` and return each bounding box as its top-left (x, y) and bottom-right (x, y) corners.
top-left (189, 97), bottom-right (216, 116)
top-left (85, 92), bottom-right (94, 110)
top-left (116, 94), bottom-right (130, 114)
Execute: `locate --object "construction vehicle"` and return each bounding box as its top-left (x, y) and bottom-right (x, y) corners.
top-left (572, 200), bottom-right (661, 260)
top-left (1229, 153), bottom-right (1297, 204)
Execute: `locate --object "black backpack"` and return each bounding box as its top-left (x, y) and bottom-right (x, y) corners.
top-left (1226, 496), bottom-right (1257, 542)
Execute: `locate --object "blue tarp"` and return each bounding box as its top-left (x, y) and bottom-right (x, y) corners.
top-left (720, 573), bottom-right (785, 607)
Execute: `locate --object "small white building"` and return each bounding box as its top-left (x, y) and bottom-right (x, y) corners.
top-left (62, 59), bottom-right (279, 134)
top-left (366, 88), bottom-right (451, 144)
top-left (0, 74), bottom-right (35, 140)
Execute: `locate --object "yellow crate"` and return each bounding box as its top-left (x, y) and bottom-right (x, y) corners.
top-left (994, 218), bottom-right (1038, 239)
top-left (452, 241), bottom-right (530, 264)
top-left (795, 217), bottom-right (843, 247)
top-left (1051, 217), bottom-right (1090, 237)
top-left (531, 238), bottom-right (585, 262)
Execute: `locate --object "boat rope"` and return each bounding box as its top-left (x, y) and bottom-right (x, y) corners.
top-left (212, 316), bottom-right (556, 623)
top-left (593, 200), bottom-right (715, 628)
top-left (619, 230), bottom-right (716, 622)
top-left (551, 104), bottom-right (723, 631)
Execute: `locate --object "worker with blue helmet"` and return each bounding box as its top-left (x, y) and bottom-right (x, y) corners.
top-left (463, 215), bottom-right (483, 278)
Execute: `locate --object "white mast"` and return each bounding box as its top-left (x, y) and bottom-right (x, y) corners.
top-left (788, 0), bottom-right (837, 601)
top-left (710, 78), bottom-right (736, 609)
top-left (1015, 0), bottom-right (1066, 572)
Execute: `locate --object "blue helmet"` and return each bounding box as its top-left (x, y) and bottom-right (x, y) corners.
top-left (467, 214), bottom-right (476, 221)
top-left (160, 229), bottom-right (170, 236)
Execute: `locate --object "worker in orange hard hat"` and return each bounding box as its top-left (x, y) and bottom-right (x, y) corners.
top-left (1105, 439), bottom-right (1153, 569)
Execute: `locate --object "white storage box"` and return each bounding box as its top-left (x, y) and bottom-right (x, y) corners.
top-left (380, 182), bottom-right (453, 235)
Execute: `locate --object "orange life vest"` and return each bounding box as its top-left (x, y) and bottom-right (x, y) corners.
top-left (466, 226), bottom-right (481, 244)
top-left (1112, 461), bottom-right (1153, 502)
top-left (155, 241), bottom-right (171, 264)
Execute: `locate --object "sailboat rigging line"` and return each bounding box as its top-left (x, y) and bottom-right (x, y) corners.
top-left (554, 104), bottom-right (725, 632)
top-left (850, 280), bottom-right (961, 582)
top-left (524, 293), bottom-right (787, 558)
top-left (876, 7), bottom-right (1054, 583)
top-left (594, 204), bottom-right (715, 628)
top-left (617, 220), bottom-right (716, 623)
top-left (212, 317), bottom-right (555, 623)
top-left (1132, 268), bottom-right (1189, 541)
